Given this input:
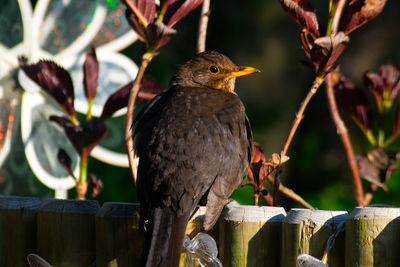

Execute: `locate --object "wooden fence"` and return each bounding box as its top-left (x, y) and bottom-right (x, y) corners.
top-left (0, 194), bottom-right (399, 266)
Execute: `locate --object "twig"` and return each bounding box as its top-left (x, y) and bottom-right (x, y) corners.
top-left (197, 0), bottom-right (211, 53)
top-left (281, 77), bottom-right (324, 156)
top-left (325, 73), bottom-right (365, 206)
top-left (331, 0), bottom-right (347, 35)
top-left (363, 184), bottom-right (378, 205)
top-left (266, 175), bottom-right (314, 209)
top-left (125, 52), bottom-right (154, 184)
top-left (324, 0), bottom-right (365, 206)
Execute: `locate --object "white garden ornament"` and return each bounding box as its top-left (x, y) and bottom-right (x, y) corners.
top-left (0, 0), bottom-right (138, 198)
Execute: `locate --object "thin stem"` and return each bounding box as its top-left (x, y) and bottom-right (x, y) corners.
top-left (79, 155), bottom-right (87, 184)
top-left (158, 0), bottom-right (169, 22)
top-left (125, 51), bottom-right (155, 184)
top-left (281, 76), bottom-right (324, 157)
top-left (86, 98), bottom-right (93, 121)
top-left (68, 114), bottom-right (79, 126)
top-left (326, 0), bottom-right (337, 36)
top-left (349, 115), bottom-right (377, 146)
top-left (245, 169), bottom-right (260, 205)
top-left (266, 175), bottom-right (314, 209)
top-left (383, 131), bottom-right (400, 148)
top-left (325, 74), bottom-right (365, 206)
top-left (378, 129), bottom-right (385, 147)
top-left (365, 130), bottom-right (377, 146)
top-left (325, 0), bottom-right (365, 205)
top-left (76, 155), bottom-right (88, 200)
top-left (197, 0), bottom-right (211, 53)
top-left (363, 184), bottom-right (378, 205)
top-left (331, 0), bottom-right (347, 34)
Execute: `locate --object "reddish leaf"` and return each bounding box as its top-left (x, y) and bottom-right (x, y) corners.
top-left (163, 0), bottom-right (203, 27)
top-left (83, 46), bottom-right (98, 101)
top-left (19, 60), bottom-right (75, 117)
top-left (335, 75), bottom-right (372, 130)
top-left (100, 77), bottom-right (164, 120)
top-left (122, 0), bottom-right (156, 42)
top-left (50, 116), bottom-right (107, 158)
top-left (88, 173), bottom-right (103, 197)
top-left (122, 0), bottom-right (156, 26)
top-left (251, 142), bottom-right (266, 164)
top-left (356, 148), bottom-right (398, 190)
top-left (310, 32), bottom-right (349, 76)
top-left (101, 82), bottom-right (132, 120)
top-left (299, 30), bottom-right (315, 70)
top-left (57, 148), bottom-right (74, 176)
top-left (364, 63), bottom-right (400, 112)
top-left (381, 64), bottom-right (400, 91)
top-left (50, 115), bottom-right (75, 128)
top-left (125, 9), bottom-right (147, 41)
top-left (364, 72), bottom-right (384, 107)
top-left (137, 76), bottom-right (164, 104)
top-left (340, 0), bottom-right (387, 34)
top-left (146, 20), bottom-right (177, 50)
top-left (278, 0), bottom-right (320, 37)
top-left (250, 143), bottom-right (266, 186)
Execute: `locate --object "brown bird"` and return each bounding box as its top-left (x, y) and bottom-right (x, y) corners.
top-left (133, 51), bottom-right (258, 267)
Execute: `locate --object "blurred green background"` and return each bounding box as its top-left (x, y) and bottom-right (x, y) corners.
top-left (2, 0), bottom-right (400, 212)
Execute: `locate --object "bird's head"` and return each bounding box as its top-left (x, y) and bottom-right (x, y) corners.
top-left (170, 51), bottom-right (259, 94)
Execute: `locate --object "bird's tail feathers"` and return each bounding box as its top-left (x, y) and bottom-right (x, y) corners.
top-left (141, 207), bottom-right (189, 267)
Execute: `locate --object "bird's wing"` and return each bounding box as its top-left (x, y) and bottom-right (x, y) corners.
top-left (133, 89), bottom-right (175, 223)
top-left (203, 106), bottom-right (253, 231)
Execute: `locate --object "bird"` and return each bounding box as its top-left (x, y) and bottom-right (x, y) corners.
top-left (133, 51), bottom-right (258, 267)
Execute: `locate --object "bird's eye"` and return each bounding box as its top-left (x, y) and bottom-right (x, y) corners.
top-left (208, 65), bottom-right (219, 74)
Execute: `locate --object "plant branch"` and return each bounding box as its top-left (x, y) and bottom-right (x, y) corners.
top-left (245, 168), bottom-right (260, 205)
top-left (331, 0), bottom-right (347, 34)
top-left (77, 156), bottom-right (88, 200)
top-left (363, 184), bottom-right (378, 205)
top-left (265, 175), bottom-right (314, 209)
top-left (197, 0), bottom-right (211, 53)
top-left (325, 0), bottom-right (365, 206)
top-left (125, 51), bottom-right (154, 184)
top-left (383, 131), bottom-right (400, 148)
top-left (281, 76), bottom-right (324, 157)
top-left (325, 73), bottom-right (365, 206)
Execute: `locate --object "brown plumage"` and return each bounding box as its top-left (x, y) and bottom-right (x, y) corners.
top-left (133, 51), bottom-right (258, 267)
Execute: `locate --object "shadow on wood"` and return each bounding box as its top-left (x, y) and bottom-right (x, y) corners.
top-left (0, 195), bottom-right (41, 267)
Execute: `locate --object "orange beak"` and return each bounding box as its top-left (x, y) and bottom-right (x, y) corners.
top-left (228, 66), bottom-right (260, 77)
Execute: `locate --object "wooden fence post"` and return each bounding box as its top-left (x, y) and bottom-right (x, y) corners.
top-left (345, 206), bottom-right (400, 266)
top-left (37, 199), bottom-right (100, 266)
top-left (219, 204), bottom-right (286, 267)
top-left (281, 209), bottom-right (347, 267)
top-left (0, 195), bottom-right (41, 267)
top-left (95, 202), bottom-right (142, 267)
